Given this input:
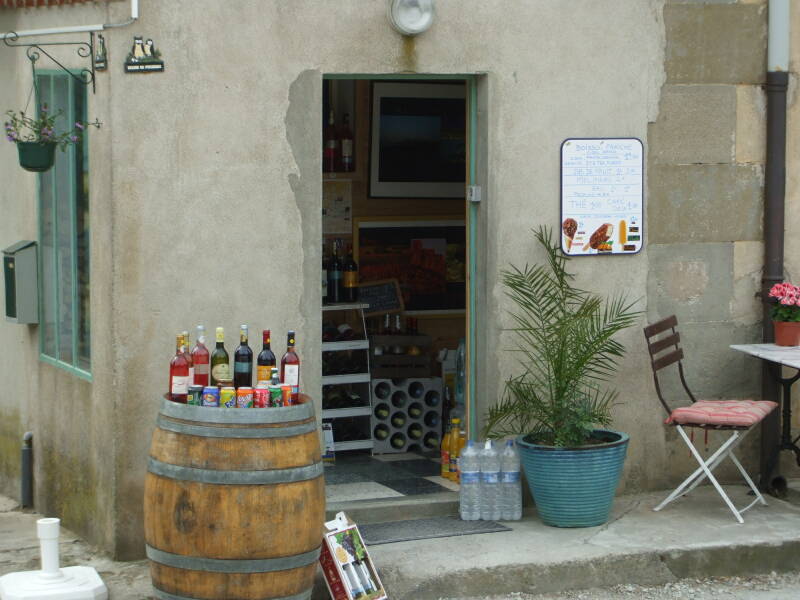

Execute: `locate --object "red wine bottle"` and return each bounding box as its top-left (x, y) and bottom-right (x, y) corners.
top-left (233, 324), bottom-right (253, 388)
top-left (280, 330), bottom-right (301, 403)
top-left (256, 329), bottom-right (276, 384)
top-left (168, 333), bottom-right (189, 403)
top-left (191, 325), bottom-right (210, 387)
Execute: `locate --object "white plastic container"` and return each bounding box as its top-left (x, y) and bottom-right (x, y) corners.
top-left (459, 440), bottom-right (481, 520)
top-left (500, 439), bottom-right (523, 520)
top-left (480, 440), bottom-right (501, 521)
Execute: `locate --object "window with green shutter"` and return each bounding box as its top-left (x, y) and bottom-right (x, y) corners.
top-left (37, 72), bottom-right (91, 379)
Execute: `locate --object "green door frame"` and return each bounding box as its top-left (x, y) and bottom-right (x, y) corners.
top-left (324, 73), bottom-right (481, 438)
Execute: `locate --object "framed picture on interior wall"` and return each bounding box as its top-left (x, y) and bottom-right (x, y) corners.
top-left (354, 217), bottom-right (466, 314)
top-left (369, 82), bottom-right (466, 199)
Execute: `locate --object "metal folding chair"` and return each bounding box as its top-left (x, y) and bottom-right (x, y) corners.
top-left (643, 315), bottom-right (778, 523)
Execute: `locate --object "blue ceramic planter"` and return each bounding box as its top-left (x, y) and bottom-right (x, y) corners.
top-left (517, 429), bottom-right (629, 528)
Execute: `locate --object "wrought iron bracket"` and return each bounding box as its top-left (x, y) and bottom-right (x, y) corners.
top-left (3, 31), bottom-right (96, 94)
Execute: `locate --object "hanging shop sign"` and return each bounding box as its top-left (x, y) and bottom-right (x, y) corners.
top-left (124, 36), bottom-right (164, 73)
top-left (560, 138), bottom-right (644, 256)
top-left (94, 34), bottom-right (107, 71)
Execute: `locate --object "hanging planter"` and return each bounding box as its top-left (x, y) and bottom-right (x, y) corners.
top-left (16, 141), bottom-right (57, 173)
top-left (5, 106), bottom-right (100, 174)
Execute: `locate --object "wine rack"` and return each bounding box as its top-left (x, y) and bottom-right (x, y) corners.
top-left (322, 303), bottom-right (373, 451)
top-left (370, 377), bottom-right (443, 454)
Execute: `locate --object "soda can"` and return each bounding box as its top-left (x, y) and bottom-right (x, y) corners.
top-left (202, 386), bottom-right (220, 407)
top-left (188, 385), bottom-right (203, 406)
top-left (281, 385), bottom-right (292, 407)
top-left (237, 387), bottom-right (254, 409)
top-left (221, 387), bottom-right (237, 408)
top-left (254, 388), bottom-right (270, 408)
top-left (269, 385), bottom-right (282, 408)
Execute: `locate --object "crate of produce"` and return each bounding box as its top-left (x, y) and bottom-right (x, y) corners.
top-left (370, 377), bottom-right (442, 454)
top-left (369, 334), bottom-right (431, 378)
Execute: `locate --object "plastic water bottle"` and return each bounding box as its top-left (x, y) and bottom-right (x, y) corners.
top-left (459, 441), bottom-right (481, 520)
top-left (480, 440), bottom-right (501, 521)
top-left (500, 440), bottom-right (522, 520)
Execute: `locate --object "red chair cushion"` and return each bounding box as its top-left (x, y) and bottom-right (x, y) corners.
top-left (665, 399), bottom-right (778, 427)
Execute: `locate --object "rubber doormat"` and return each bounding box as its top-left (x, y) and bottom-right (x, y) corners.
top-left (358, 516), bottom-right (511, 546)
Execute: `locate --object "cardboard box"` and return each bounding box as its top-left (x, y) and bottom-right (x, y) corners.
top-left (320, 512), bottom-right (387, 600)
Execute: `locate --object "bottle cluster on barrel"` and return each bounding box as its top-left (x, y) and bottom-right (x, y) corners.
top-left (168, 325), bottom-right (301, 407)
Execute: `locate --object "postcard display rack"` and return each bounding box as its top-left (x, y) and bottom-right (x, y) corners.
top-left (322, 303), bottom-right (373, 451)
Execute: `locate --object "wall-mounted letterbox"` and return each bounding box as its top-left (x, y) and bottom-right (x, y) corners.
top-left (3, 241), bottom-right (38, 325)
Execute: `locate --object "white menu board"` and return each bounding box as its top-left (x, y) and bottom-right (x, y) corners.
top-left (560, 138), bottom-right (643, 256)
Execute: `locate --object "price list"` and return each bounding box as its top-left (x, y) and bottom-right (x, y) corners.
top-left (560, 138), bottom-right (643, 256)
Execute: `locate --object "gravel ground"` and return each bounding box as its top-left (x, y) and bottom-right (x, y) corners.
top-left (454, 571), bottom-right (800, 599)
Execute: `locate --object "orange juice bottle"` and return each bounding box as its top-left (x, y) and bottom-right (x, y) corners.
top-left (440, 422), bottom-right (452, 478)
top-left (448, 418), bottom-right (461, 481)
top-left (456, 427), bottom-right (467, 481)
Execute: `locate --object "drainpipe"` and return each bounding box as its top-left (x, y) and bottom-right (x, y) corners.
top-left (21, 432), bottom-right (33, 508)
top-left (0, 0), bottom-right (138, 40)
top-left (760, 0), bottom-right (790, 492)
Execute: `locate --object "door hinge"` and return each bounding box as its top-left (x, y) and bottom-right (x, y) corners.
top-left (468, 185), bottom-right (481, 203)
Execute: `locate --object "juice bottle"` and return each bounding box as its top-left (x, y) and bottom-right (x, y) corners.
top-left (457, 426), bottom-right (467, 481)
top-left (440, 422), bottom-right (452, 478)
top-left (448, 418), bottom-right (461, 481)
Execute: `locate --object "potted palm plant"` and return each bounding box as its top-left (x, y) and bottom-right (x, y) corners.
top-left (4, 105), bottom-right (99, 173)
top-left (484, 227), bottom-right (640, 527)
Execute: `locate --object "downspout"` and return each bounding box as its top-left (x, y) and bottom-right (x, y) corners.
top-left (760, 0), bottom-right (790, 492)
top-left (0, 0), bottom-right (138, 39)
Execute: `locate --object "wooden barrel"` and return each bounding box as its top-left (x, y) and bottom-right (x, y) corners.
top-left (144, 395), bottom-right (324, 600)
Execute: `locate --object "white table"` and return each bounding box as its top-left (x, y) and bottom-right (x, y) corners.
top-left (730, 343), bottom-right (800, 486)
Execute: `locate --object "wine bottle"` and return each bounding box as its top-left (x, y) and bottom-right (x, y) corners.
top-left (391, 412), bottom-right (406, 428)
top-left (280, 330), bottom-right (301, 403)
top-left (181, 331), bottom-right (194, 385)
top-left (408, 423), bottom-right (423, 440)
top-left (424, 432), bottom-right (440, 449)
top-left (234, 324), bottom-right (253, 388)
top-left (327, 240), bottom-right (343, 304)
top-left (382, 314), bottom-right (391, 335)
top-left (391, 433), bottom-right (406, 449)
top-left (323, 109), bottom-right (338, 172)
top-left (191, 325), bottom-right (210, 387)
top-left (210, 327), bottom-right (230, 386)
top-left (374, 424), bottom-right (390, 441)
top-left (169, 333), bottom-right (189, 403)
top-left (256, 329), bottom-right (276, 384)
top-left (343, 246), bottom-right (359, 303)
top-left (340, 113), bottom-right (354, 172)
top-left (322, 321), bottom-right (339, 342)
top-left (336, 323), bottom-right (356, 341)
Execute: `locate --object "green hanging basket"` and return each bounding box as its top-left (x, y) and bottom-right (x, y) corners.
top-left (17, 141), bottom-right (57, 173)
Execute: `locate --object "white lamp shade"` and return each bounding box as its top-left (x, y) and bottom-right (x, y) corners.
top-left (388, 0), bottom-right (435, 36)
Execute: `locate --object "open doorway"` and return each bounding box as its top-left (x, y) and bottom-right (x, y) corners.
top-left (321, 77), bottom-right (470, 507)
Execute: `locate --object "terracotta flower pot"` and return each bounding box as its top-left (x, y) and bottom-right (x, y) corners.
top-left (774, 321), bottom-right (800, 347)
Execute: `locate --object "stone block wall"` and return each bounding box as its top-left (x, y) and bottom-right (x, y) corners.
top-left (647, 0), bottom-right (768, 481)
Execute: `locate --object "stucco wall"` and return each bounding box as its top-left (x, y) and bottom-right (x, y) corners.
top-left (2, 0), bottom-right (790, 559)
top-left (0, 2), bottom-right (117, 551)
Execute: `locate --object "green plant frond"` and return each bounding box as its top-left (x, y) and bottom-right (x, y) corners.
top-left (483, 225), bottom-right (641, 446)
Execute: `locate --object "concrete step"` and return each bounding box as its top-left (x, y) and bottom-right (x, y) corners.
top-left (315, 484), bottom-right (800, 599)
top-left (325, 490), bottom-right (459, 524)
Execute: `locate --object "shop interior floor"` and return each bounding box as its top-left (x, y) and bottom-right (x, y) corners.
top-left (324, 450), bottom-right (459, 505)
